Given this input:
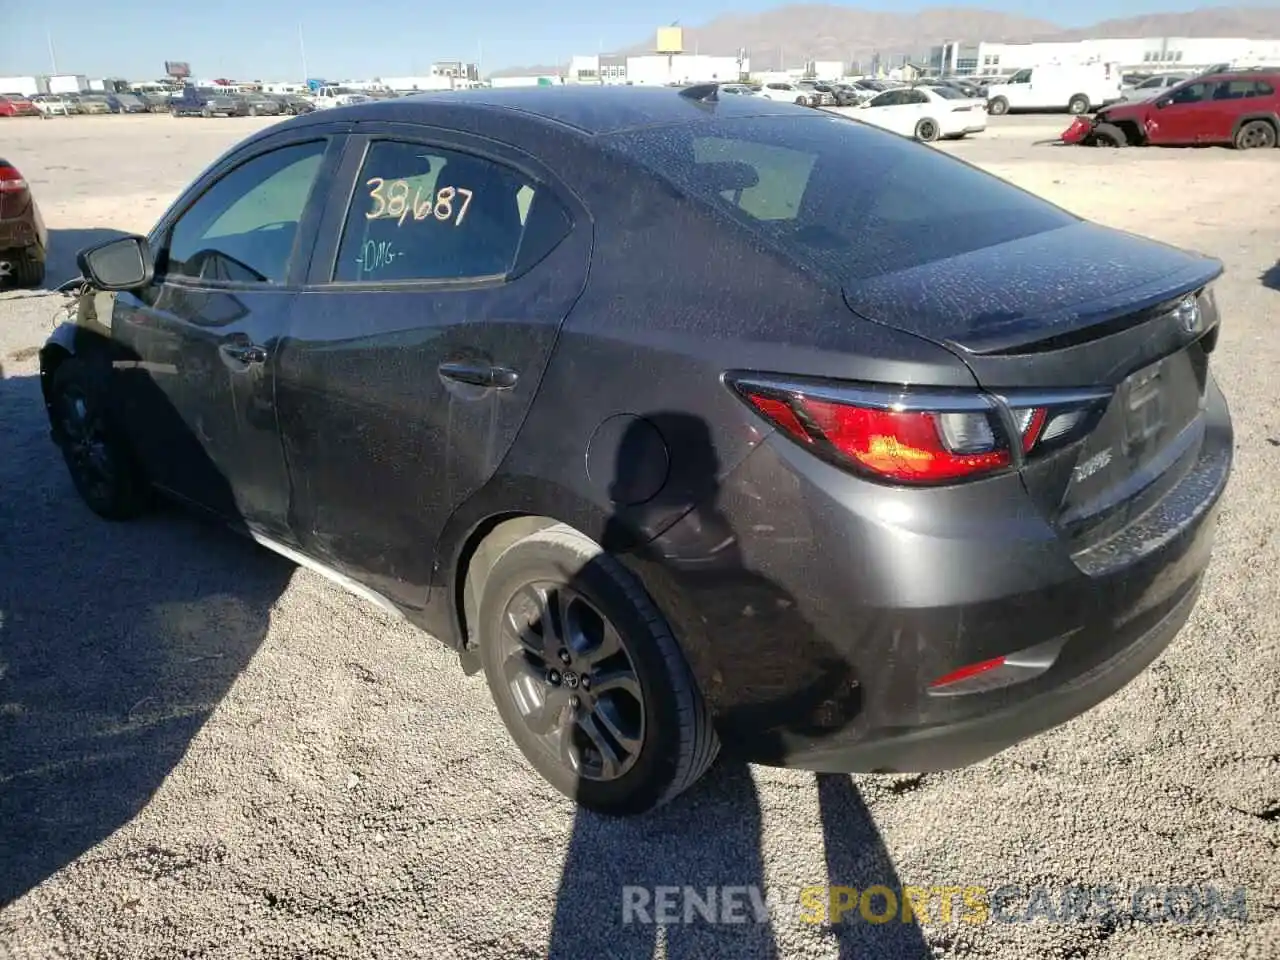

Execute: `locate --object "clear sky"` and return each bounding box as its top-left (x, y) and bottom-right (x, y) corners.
top-left (0, 1), bottom-right (1268, 80)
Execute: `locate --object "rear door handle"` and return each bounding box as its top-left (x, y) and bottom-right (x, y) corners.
top-left (438, 360), bottom-right (518, 390)
top-left (219, 342), bottom-right (268, 364)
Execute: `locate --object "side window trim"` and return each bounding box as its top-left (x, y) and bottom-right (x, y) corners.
top-left (148, 131), bottom-right (346, 290)
top-left (304, 127), bottom-right (582, 290)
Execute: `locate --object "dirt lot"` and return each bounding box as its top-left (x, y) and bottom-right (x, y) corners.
top-left (1, 113), bottom-right (1277, 960)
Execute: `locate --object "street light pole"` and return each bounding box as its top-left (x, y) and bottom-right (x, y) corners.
top-left (298, 23), bottom-right (308, 80)
top-left (47, 28), bottom-right (58, 74)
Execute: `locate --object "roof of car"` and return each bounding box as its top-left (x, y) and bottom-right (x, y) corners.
top-left (331, 84), bottom-right (805, 135)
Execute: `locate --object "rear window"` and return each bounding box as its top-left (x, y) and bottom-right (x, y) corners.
top-left (603, 114), bottom-right (1076, 281)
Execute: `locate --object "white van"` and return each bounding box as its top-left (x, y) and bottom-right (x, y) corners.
top-left (985, 63), bottom-right (1123, 115)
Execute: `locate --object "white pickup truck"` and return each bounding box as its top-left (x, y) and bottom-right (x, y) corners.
top-left (310, 85), bottom-right (370, 110)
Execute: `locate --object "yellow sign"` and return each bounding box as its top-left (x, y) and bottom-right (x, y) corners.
top-left (656, 26), bottom-right (683, 54)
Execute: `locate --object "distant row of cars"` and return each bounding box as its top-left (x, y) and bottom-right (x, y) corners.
top-left (0, 88), bottom-right (318, 120)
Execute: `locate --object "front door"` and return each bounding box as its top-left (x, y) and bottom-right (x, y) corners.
top-left (110, 136), bottom-right (337, 536)
top-left (1146, 80), bottom-right (1217, 144)
top-left (274, 128), bottom-right (592, 608)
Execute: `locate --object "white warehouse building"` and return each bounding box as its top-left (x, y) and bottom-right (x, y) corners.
top-left (966, 36), bottom-right (1280, 75)
top-left (568, 53), bottom-right (748, 86)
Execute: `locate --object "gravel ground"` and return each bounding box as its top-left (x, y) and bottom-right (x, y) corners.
top-left (0, 114), bottom-right (1277, 960)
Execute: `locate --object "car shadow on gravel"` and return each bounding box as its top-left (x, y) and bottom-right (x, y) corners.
top-left (545, 413), bottom-right (930, 959)
top-left (43, 228), bottom-right (134, 290)
top-left (0, 369), bottom-right (294, 908)
top-left (1263, 261), bottom-right (1280, 291)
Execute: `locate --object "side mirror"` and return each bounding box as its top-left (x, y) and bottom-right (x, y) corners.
top-left (1155, 97), bottom-right (1171, 109)
top-left (76, 235), bottom-right (154, 291)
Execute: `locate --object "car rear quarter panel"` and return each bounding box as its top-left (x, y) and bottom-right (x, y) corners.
top-left (429, 134), bottom-right (977, 641)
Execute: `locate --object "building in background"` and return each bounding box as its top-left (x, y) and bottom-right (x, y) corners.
top-left (431, 61), bottom-right (479, 82)
top-left (942, 36), bottom-right (1280, 76)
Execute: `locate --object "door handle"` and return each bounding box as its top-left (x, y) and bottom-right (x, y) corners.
top-left (219, 342), bottom-right (268, 364)
top-left (438, 360), bottom-right (518, 390)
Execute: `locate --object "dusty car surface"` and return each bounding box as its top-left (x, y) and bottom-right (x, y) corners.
top-left (0, 158), bottom-right (48, 286)
top-left (41, 85), bottom-right (1233, 816)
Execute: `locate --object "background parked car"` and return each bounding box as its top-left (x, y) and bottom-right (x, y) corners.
top-left (758, 80), bottom-right (817, 105)
top-left (237, 93), bottom-right (284, 117)
top-left (0, 95), bottom-right (42, 118)
top-left (76, 95), bottom-right (115, 115)
top-left (267, 93), bottom-right (315, 115)
top-left (170, 86), bottom-right (249, 117)
top-left (31, 95), bottom-right (72, 117)
top-left (108, 92), bottom-right (151, 114)
top-left (1119, 73), bottom-right (1191, 101)
top-left (854, 84), bottom-right (987, 141)
top-left (1063, 68), bottom-right (1280, 149)
top-left (0, 157), bottom-right (47, 286)
top-left (716, 83), bottom-right (758, 97)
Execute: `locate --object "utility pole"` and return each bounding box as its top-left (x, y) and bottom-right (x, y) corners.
top-left (46, 28), bottom-right (58, 74)
top-left (298, 23), bottom-right (308, 80)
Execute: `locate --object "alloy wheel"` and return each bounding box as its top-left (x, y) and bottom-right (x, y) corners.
top-left (498, 580), bottom-right (645, 782)
top-left (58, 386), bottom-right (116, 504)
top-left (1239, 122), bottom-right (1276, 150)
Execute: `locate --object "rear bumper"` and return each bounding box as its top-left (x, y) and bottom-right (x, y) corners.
top-left (635, 375), bottom-right (1231, 772)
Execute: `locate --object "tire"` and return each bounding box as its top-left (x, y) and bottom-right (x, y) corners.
top-left (1067, 95), bottom-right (1091, 115)
top-left (987, 96), bottom-right (1008, 116)
top-left (49, 356), bottom-right (151, 520)
top-left (1091, 122), bottom-right (1128, 147)
top-left (201, 106), bottom-right (211, 118)
top-left (12, 252), bottom-right (44, 287)
top-left (478, 523), bottom-right (719, 816)
top-left (794, 96), bottom-right (807, 105)
top-left (248, 106), bottom-right (258, 117)
top-left (914, 117), bottom-right (940, 142)
top-left (1234, 119), bottom-right (1277, 150)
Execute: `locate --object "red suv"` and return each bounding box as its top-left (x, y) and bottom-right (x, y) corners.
top-left (1062, 69), bottom-right (1280, 149)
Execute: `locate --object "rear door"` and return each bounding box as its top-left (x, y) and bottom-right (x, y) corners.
top-left (275, 124), bottom-right (592, 607)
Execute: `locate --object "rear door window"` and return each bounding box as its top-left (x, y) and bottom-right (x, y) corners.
top-left (604, 114), bottom-right (1076, 282)
top-left (331, 139), bottom-right (569, 283)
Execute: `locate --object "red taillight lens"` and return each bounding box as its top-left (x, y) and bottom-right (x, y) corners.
top-left (0, 164), bottom-right (27, 192)
top-left (741, 387), bottom-right (1016, 484)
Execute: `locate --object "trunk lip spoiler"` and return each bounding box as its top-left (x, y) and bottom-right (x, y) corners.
top-left (841, 248), bottom-right (1224, 358)
top-left (937, 258), bottom-right (1225, 357)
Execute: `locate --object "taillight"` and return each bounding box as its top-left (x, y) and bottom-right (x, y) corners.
top-left (0, 163), bottom-right (27, 193)
top-left (727, 374), bottom-right (1107, 487)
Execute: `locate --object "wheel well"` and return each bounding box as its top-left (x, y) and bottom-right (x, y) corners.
top-left (38, 343), bottom-right (72, 406)
top-left (1113, 120), bottom-right (1143, 144)
top-left (1069, 92), bottom-right (1090, 107)
top-left (1233, 114), bottom-right (1279, 137)
top-left (455, 513), bottom-right (561, 651)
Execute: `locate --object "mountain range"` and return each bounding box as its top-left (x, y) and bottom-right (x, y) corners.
top-left (489, 4), bottom-right (1280, 76)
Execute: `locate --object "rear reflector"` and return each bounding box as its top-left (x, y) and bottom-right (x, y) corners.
top-left (929, 656), bottom-right (1007, 689)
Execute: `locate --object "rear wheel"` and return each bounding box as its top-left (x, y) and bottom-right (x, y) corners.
top-left (11, 251), bottom-right (45, 287)
top-left (1091, 122), bottom-right (1128, 147)
top-left (1234, 120), bottom-right (1277, 150)
top-left (987, 96), bottom-right (1009, 116)
top-left (49, 356), bottom-right (151, 520)
top-left (1067, 94), bottom-right (1091, 115)
top-left (478, 524), bottom-right (719, 816)
top-left (914, 117), bottom-right (941, 142)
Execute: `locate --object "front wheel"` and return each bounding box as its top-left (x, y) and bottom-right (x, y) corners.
top-left (1235, 120), bottom-right (1277, 150)
top-left (1067, 95), bottom-right (1091, 115)
top-left (987, 96), bottom-right (1008, 116)
top-left (914, 117), bottom-right (940, 142)
top-left (478, 524), bottom-right (719, 816)
top-left (1091, 122), bottom-right (1128, 147)
top-left (49, 357), bottom-right (151, 520)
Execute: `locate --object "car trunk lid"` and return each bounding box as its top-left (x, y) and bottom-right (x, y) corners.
top-left (842, 221), bottom-right (1224, 552)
